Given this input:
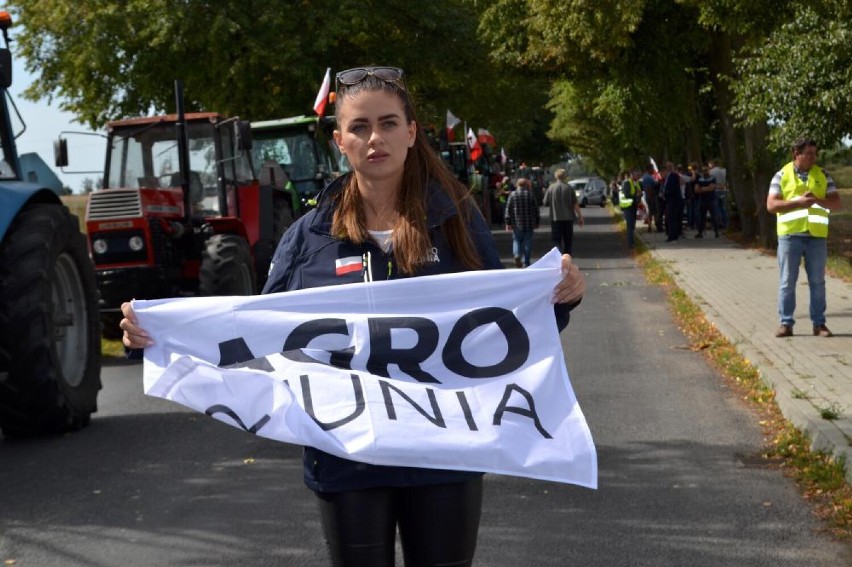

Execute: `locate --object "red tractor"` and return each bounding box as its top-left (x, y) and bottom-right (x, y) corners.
top-left (56, 83), bottom-right (294, 338)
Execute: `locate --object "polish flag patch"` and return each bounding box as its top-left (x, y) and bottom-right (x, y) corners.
top-left (335, 256), bottom-right (362, 276)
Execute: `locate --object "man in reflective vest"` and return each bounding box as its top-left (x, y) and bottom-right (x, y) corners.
top-left (620, 167), bottom-right (642, 249)
top-left (767, 137), bottom-right (843, 338)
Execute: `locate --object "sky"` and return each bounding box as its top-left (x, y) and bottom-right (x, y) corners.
top-left (9, 50), bottom-right (104, 193)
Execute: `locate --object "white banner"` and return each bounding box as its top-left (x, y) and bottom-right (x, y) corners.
top-left (136, 248), bottom-right (597, 488)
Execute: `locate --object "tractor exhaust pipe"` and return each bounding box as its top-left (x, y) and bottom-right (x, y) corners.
top-left (174, 79), bottom-right (192, 221)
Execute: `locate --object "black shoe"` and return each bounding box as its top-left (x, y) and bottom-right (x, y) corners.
top-left (695, 233), bottom-right (703, 238)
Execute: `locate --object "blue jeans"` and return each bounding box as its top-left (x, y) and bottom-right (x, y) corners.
top-left (715, 192), bottom-right (728, 229)
top-left (777, 234), bottom-right (827, 327)
top-left (623, 207), bottom-right (637, 248)
top-left (512, 228), bottom-right (534, 266)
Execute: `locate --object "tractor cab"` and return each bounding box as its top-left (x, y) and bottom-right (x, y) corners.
top-left (101, 112), bottom-right (251, 219)
top-left (56, 103), bottom-right (292, 338)
top-left (250, 115), bottom-right (349, 210)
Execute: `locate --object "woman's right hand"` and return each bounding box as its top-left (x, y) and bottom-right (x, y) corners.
top-left (120, 301), bottom-right (153, 349)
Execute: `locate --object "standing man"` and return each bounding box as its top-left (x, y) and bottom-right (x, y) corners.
top-left (641, 164), bottom-right (661, 233)
top-left (662, 162), bottom-right (684, 242)
top-left (543, 169), bottom-right (584, 255)
top-left (620, 167), bottom-right (642, 249)
top-left (709, 158), bottom-right (728, 229)
top-left (505, 177), bottom-right (540, 267)
top-left (767, 137), bottom-right (843, 338)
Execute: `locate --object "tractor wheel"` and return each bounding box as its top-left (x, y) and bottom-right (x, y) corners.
top-left (199, 234), bottom-right (256, 296)
top-left (0, 203), bottom-right (101, 437)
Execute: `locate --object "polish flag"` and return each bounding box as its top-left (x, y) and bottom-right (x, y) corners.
top-left (446, 109), bottom-right (461, 142)
top-left (313, 68), bottom-right (331, 116)
top-left (649, 157), bottom-right (662, 182)
top-left (477, 128), bottom-right (496, 147)
top-left (335, 256), bottom-right (362, 276)
top-left (467, 128), bottom-right (482, 162)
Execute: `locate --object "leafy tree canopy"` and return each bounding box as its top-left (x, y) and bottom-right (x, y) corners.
top-left (732, 1), bottom-right (852, 150)
top-left (4, 2), bottom-right (473, 126)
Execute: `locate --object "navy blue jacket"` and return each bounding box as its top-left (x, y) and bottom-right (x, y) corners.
top-left (262, 174), bottom-right (574, 492)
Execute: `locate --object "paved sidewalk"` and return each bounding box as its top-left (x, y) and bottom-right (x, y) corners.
top-left (635, 226), bottom-right (852, 483)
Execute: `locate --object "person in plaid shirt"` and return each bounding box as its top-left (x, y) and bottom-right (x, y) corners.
top-left (505, 177), bottom-right (541, 267)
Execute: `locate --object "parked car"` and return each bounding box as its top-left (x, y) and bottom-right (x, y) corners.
top-left (569, 176), bottom-right (608, 207)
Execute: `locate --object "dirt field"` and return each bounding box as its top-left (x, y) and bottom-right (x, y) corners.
top-left (60, 194), bottom-right (88, 233)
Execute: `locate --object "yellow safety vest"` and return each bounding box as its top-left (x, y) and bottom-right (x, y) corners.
top-left (776, 162), bottom-right (829, 237)
top-left (620, 179), bottom-right (639, 209)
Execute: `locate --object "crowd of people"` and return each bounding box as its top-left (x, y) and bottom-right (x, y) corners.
top-left (613, 158), bottom-right (729, 248)
top-left (484, 166), bottom-right (586, 265)
top-left (612, 139), bottom-right (843, 339)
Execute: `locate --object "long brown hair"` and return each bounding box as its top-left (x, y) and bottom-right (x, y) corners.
top-left (332, 76), bottom-right (482, 274)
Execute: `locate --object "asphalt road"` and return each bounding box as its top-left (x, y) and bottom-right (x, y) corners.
top-left (1, 206), bottom-right (850, 566)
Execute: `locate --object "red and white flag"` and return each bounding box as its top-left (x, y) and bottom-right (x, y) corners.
top-left (649, 157), bottom-right (662, 182)
top-left (477, 128), bottom-right (496, 147)
top-left (467, 128), bottom-right (482, 162)
top-left (313, 68), bottom-right (331, 116)
top-left (335, 256), bottom-right (362, 276)
top-left (446, 109), bottom-right (461, 130)
top-left (446, 109), bottom-right (461, 142)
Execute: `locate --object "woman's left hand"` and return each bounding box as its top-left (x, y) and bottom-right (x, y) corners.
top-left (552, 254), bottom-right (585, 305)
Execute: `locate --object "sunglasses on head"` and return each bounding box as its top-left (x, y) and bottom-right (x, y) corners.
top-left (335, 67), bottom-right (406, 91)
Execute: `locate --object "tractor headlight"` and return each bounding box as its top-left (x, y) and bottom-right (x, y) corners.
top-left (92, 239), bottom-right (108, 255)
top-left (128, 236), bottom-right (145, 252)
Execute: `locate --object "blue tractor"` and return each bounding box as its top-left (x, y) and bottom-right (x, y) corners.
top-left (0, 11), bottom-right (100, 437)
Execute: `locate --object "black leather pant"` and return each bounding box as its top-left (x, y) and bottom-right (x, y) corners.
top-left (316, 477), bottom-right (483, 567)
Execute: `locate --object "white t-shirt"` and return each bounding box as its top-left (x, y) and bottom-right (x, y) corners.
top-left (368, 229), bottom-right (393, 253)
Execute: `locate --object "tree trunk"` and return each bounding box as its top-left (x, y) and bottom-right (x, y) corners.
top-left (742, 121), bottom-right (776, 248)
top-left (707, 30), bottom-right (777, 244)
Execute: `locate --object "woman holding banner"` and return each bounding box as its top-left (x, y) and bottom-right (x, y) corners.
top-left (120, 66), bottom-right (586, 567)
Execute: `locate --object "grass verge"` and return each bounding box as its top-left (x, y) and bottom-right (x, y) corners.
top-left (637, 246), bottom-right (852, 539)
top-left (102, 337), bottom-right (125, 358)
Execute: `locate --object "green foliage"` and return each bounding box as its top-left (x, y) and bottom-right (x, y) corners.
top-left (732, 1), bottom-right (852, 150)
top-left (7, 0), bottom-right (490, 129)
top-left (481, 0), bottom-right (711, 173)
top-left (11, 0), bottom-right (852, 181)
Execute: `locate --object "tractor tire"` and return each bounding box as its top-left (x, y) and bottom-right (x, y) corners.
top-left (0, 203), bottom-right (101, 437)
top-left (199, 234), bottom-right (256, 296)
